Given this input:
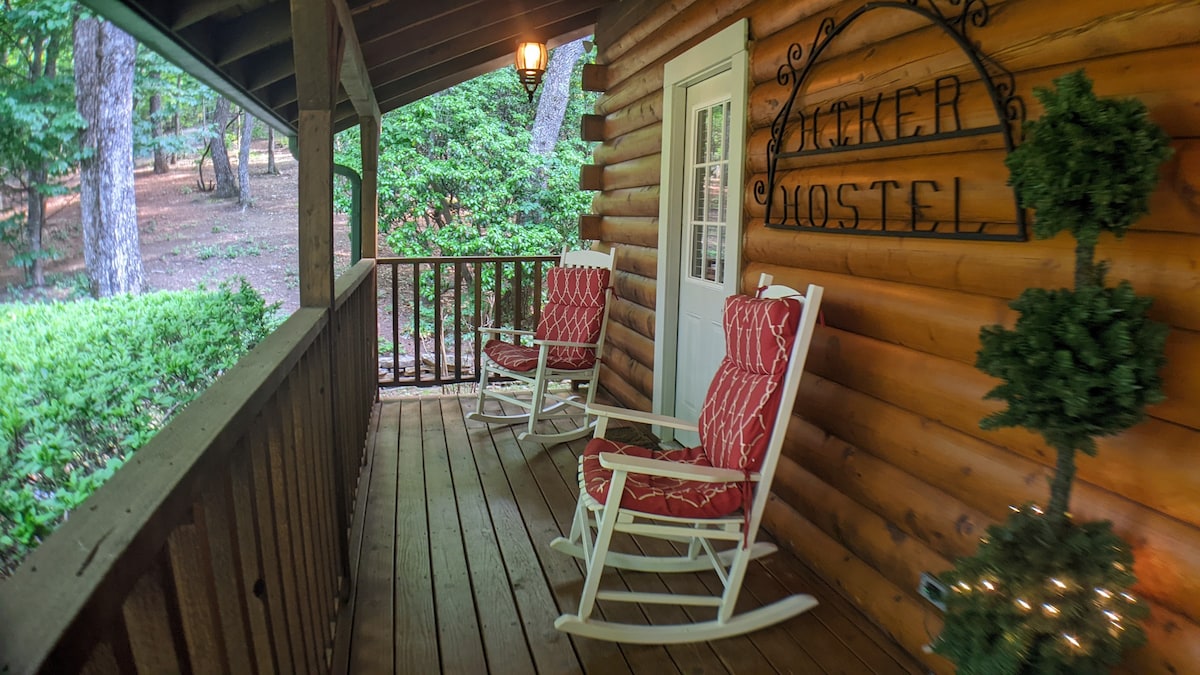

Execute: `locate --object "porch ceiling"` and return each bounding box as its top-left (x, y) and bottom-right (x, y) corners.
top-left (80, 0), bottom-right (615, 135)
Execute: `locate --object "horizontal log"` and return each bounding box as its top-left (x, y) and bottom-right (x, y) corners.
top-left (599, 342), bottom-right (654, 405)
top-left (578, 214), bottom-right (601, 241)
top-left (742, 263), bottom-right (1013, 365)
top-left (748, 48), bottom-right (1200, 170)
top-left (807, 328), bottom-right (1200, 515)
top-left (603, 90), bottom-right (663, 140)
top-left (747, 0), bottom-right (1200, 131)
top-left (743, 220), bottom-right (1200, 333)
top-left (580, 114), bottom-right (605, 142)
top-left (587, 216), bottom-right (659, 249)
top-left (600, 154), bottom-right (662, 191)
top-left (591, 186), bottom-right (660, 218)
top-left (615, 243), bottom-right (657, 279)
top-left (608, 296), bottom-right (656, 340)
top-left (596, 0), bottom-right (704, 65)
top-left (581, 63), bottom-right (608, 92)
top-left (579, 164), bottom-right (603, 191)
top-left (593, 123), bottom-right (663, 166)
top-left (605, 320), bottom-right (655, 370)
top-left (797, 371), bottom-right (1200, 623)
top-left (611, 270), bottom-right (656, 312)
top-left (598, 363), bottom-right (651, 412)
top-left (773, 456), bottom-right (951, 601)
top-left (745, 149), bottom-right (1020, 224)
top-left (783, 417), bottom-right (994, 559)
top-left (763, 496), bottom-right (954, 675)
top-left (1122, 604), bottom-right (1200, 675)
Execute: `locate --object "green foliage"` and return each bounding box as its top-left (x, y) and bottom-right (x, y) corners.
top-left (1005, 71), bottom-right (1172, 250)
top-left (0, 281), bottom-right (277, 575)
top-left (133, 49), bottom-right (213, 159)
top-left (938, 70), bottom-right (1172, 674)
top-left (978, 280), bottom-right (1167, 456)
top-left (935, 508), bottom-right (1146, 675)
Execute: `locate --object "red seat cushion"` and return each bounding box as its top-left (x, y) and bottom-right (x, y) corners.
top-left (582, 438), bottom-right (745, 518)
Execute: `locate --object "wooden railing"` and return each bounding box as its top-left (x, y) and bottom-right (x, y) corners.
top-left (376, 255), bottom-right (558, 387)
top-left (0, 260), bottom-right (378, 675)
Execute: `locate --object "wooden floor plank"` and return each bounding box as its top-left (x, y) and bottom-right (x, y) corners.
top-left (420, 398), bottom-right (488, 673)
top-left (394, 400), bottom-right (439, 673)
top-left (345, 401), bottom-right (399, 674)
top-left (476, 397), bottom-right (634, 675)
top-left (456, 397), bottom-right (583, 675)
top-left (440, 397), bottom-right (537, 674)
top-left (332, 393), bottom-right (926, 675)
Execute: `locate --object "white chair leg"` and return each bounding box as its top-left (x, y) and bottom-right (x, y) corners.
top-left (525, 348), bottom-right (552, 437)
top-left (577, 472), bottom-right (627, 620)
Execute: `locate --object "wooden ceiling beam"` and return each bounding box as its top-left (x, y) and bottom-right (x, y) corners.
top-left (353, 0), bottom-right (486, 44)
top-left (215, 2), bottom-right (292, 66)
top-left (332, 0), bottom-right (380, 120)
top-left (170, 0), bottom-right (244, 30)
top-left (367, 2), bottom-right (602, 92)
top-left (240, 42), bottom-right (296, 91)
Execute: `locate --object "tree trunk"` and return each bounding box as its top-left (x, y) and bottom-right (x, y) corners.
top-left (149, 74), bottom-right (168, 174)
top-left (170, 73), bottom-right (181, 164)
top-left (529, 38), bottom-right (587, 157)
top-left (211, 97), bottom-right (236, 198)
top-left (75, 18), bottom-right (144, 297)
top-left (24, 177), bottom-right (45, 286)
top-left (238, 110), bottom-right (254, 206)
top-left (267, 127), bottom-right (278, 174)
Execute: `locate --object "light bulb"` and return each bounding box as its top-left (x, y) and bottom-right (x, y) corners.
top-left (1043, 603), bottom-right (1059, 615)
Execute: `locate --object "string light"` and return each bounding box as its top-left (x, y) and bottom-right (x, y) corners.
top-left (1104, 610), bottom-right (1121, 622)
top-left (982, 579), bottom-right (996, 591)
top-left (1050, 578), bottom-right (1067, 590)
top-left (1063, 634), bottom-right (1081, 649)
top-left (1016, 598), bottom-right (1032, 611)
top-left (1095, 587), bottom-right (1113, 599)
top-left (1043, 603), bottom-right (1060, 616)
top-left (1120, 592), bottom-right (1136, 603)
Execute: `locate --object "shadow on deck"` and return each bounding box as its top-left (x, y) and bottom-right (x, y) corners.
top-left (332, 395), bottom-right (929, 674)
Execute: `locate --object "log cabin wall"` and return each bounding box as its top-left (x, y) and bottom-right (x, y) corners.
top-left (587, 0), bottom-right (1200, 672)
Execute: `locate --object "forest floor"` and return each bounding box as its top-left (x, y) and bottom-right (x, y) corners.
top-left (0, 140), bottom-right (357, 317)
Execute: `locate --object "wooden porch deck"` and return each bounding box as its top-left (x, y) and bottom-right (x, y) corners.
top-left (331, 394), bottom-right (929, 675)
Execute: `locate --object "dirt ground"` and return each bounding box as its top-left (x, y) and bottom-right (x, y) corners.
top-left (0, 141), bottom-right (355, 317)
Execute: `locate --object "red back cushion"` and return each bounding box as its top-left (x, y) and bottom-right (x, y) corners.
top-left (534, 266), bottom-right (610, 369)
top-left (696, 294), bottom-right (801, 472)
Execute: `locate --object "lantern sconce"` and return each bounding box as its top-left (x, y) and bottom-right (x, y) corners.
top-left (515, 41), bottom-right (548, 103)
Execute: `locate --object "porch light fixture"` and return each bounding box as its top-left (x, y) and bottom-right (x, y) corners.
top-left (515, 41), bottom-right (548, 102)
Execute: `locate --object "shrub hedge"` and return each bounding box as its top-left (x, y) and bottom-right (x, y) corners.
top-left (0, 281), bottom-right (277, 576)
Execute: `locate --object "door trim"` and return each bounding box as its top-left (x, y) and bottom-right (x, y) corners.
top-left (653, 19), bottom-right (750, 424)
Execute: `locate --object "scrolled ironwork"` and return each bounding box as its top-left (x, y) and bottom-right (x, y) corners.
top-left (760, 0), bottom-right (1027, 242)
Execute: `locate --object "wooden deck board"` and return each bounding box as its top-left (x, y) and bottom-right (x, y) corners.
top-left (335, 396), bottom-right (929, 675)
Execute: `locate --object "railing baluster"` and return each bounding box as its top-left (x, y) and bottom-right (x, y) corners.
top-left (433, 262), bottom-right (443, 385)
top-left (493, 260), bottom-right (502, 334)
top-left (454, 261), bottom-right (463, 382)
top-left (473, 261), bottom-right (482, 381)
top-left (514, 262), bottom-right (524, 334)
top-left (390, 262), bottom-right (399, 387)
top-left (533, 260), bottom-right (544, 329)
top-left (411, 262), bottom-right (421, 386)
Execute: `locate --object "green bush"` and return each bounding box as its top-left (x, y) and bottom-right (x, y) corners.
top-left (0, 281), bottom-right (277, 575)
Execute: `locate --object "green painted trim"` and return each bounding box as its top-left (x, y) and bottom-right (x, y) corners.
top-left (78, 0), bottom-right (295, 135)
top-left (334, 163), bottom-right (363, 264)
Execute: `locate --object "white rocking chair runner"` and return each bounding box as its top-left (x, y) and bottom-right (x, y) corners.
top-left (466, 248), bottom-right (615, 444)
top-left (551, 275), bottom-right (824, 643)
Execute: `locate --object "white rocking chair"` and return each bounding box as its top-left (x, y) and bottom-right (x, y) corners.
top-left (550, 274), bottom-right (823, 643)
top-left (466, 248), bottom-right (615, 444)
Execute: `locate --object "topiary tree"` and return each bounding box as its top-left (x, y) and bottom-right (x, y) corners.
top-left (932, 70), bottom-right (1172, 674)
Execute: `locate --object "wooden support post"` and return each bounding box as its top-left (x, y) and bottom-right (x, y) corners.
top-left (360, 115), bottom-right (379, 259)
top-left (291, 0), bottom-right (336, 308)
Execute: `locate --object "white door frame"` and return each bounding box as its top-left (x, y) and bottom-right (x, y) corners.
top-left (653, 19), bottom-right (750, 423)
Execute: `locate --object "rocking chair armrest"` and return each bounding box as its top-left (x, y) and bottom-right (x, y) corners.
top-left (533, 338), bottom-right (599, 349)
top-left (586, 404), bottom-right (699, 434)
top-left (599, 452), bottom-right (760, 484)
top-left (477, 327), bottom-right (536, 338)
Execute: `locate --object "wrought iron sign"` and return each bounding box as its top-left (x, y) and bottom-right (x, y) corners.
top-left (754, 0), bottom-right (1027, 240)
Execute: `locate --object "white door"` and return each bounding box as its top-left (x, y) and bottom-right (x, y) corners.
top-left (673, 72), bottom-right (734, 446)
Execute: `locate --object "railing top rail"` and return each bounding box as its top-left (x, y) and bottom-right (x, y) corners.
top-left (0, 308), bottom-right (330, 674)
top-left (377, 255), bottom-right (559, 265)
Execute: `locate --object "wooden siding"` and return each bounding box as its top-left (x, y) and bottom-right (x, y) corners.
top-left (331, 395), bottom-right (927, 674)
top-left (588, 1), bottom-right (1200, 672)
